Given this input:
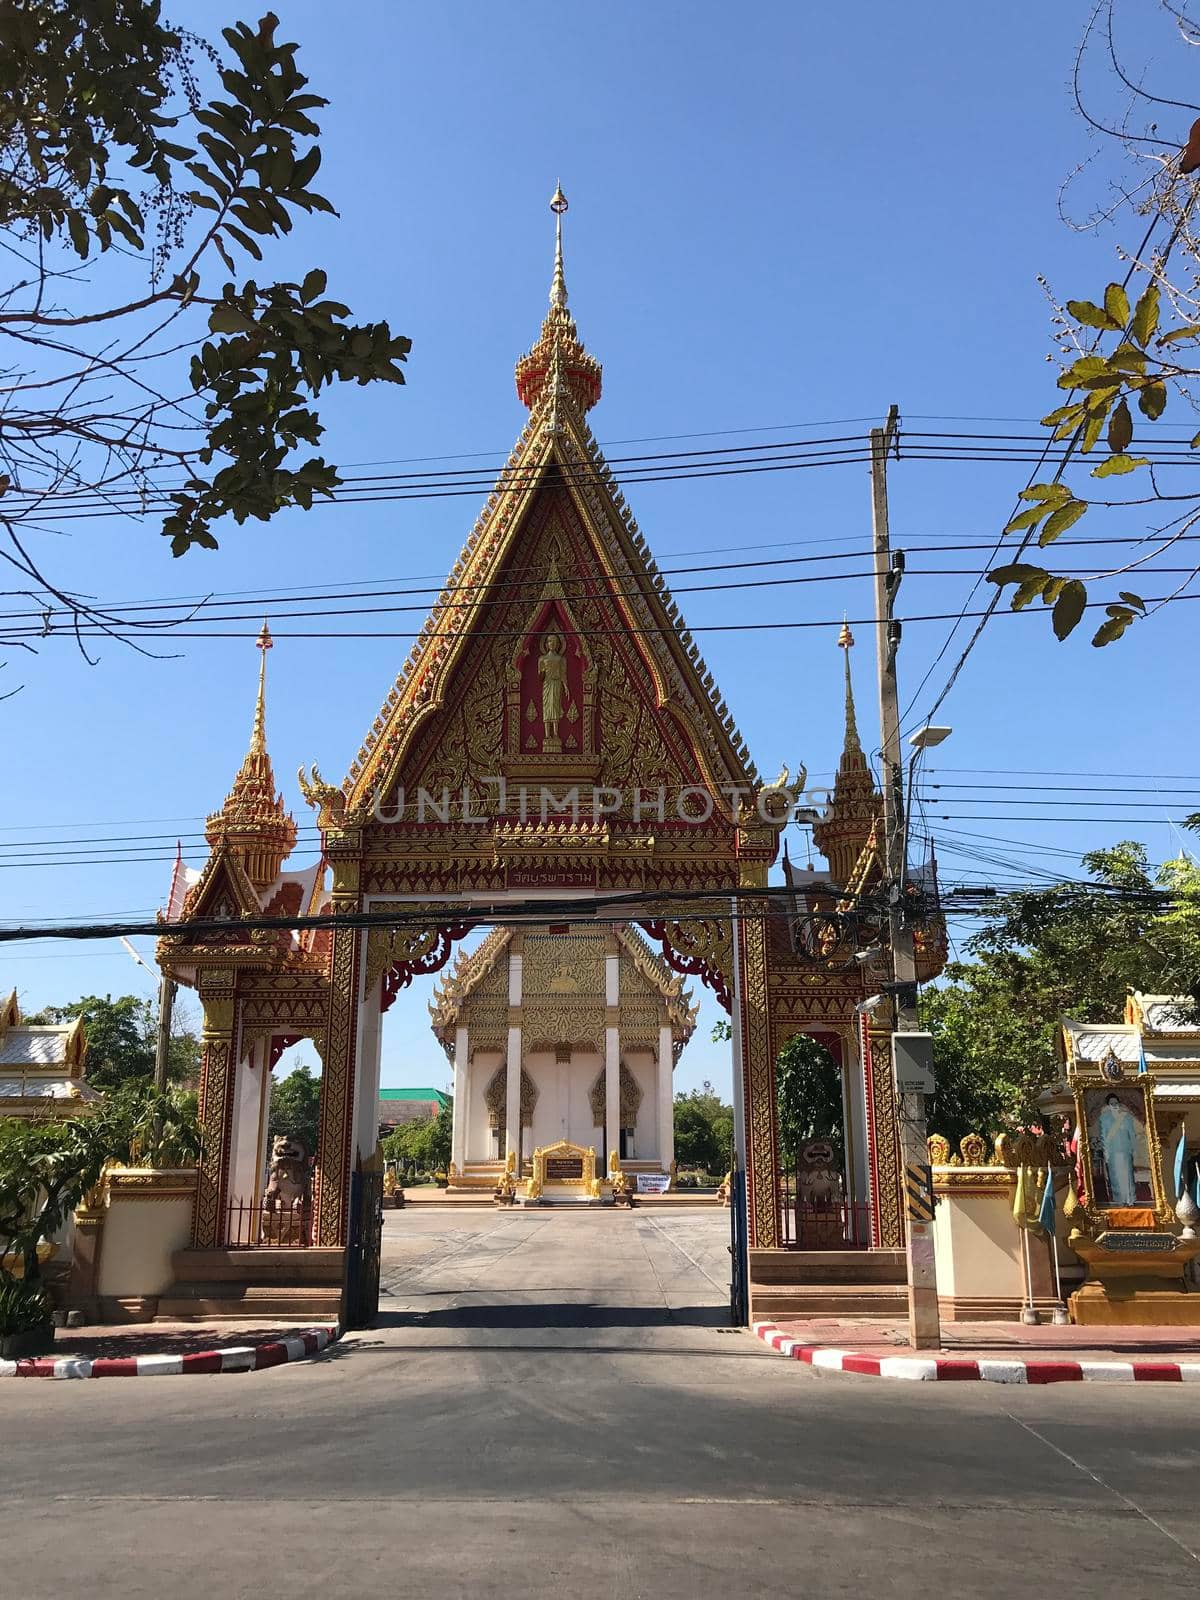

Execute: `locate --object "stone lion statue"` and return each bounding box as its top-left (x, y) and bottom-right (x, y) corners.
top-left (262, 1135), bottom-right (311, 1240)
top-left (797, 1139), bottom-right (842, 1207)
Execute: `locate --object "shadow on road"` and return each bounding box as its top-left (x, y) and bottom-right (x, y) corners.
top-left (373, 1299), bottom-right (730, 1331)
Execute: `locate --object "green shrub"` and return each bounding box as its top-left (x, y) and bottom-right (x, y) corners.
top-left (0, 1276), bottom-right (51, 1336)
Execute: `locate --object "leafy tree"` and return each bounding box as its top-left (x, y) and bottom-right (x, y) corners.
top-left (987, 3), bottom-right (1200, 645)
top-left (382, 1102), bottom-right (452, 1177)
top-left (709, 1022), bottom-right (844, 1171)
top-left (922, 841), bottom-right (1200, 1140)
top-left (268, 1062), bottom-right (320, 1156)
top-left (775, 1034), bottom-right (844, 1172)
top-left (0, 4), bottom-right (408, 672)
top-left (0, 1081), bottom-right (199, 1284)
top-left (38, 993), bottom-right (152, 1087)
top-left (31, 991), bottom-right (201, 1088)
top-left (673, 1081), bottom-right (733, 1176)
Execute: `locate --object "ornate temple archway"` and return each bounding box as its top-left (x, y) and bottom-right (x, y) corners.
top-left (158, 193), bottom-right (942, 1308)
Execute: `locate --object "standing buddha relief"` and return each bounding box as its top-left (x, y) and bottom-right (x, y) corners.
top-left (509, 594), bottom-right (593, 762)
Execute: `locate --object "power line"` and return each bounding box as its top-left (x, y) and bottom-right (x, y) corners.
top-left (0, 879), bottom-right (1182, 945)
top-left (11, 590), bottom-right (1199, 644)
top-left (9, 531), bottom-right (1200, 629)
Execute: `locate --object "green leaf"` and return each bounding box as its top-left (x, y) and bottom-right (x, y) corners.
top-left (1158, 323), bottom-right (1200, 346)
top-left (1107, 397), bottom-right (1133, 454)
top-left (1061, 355), bottom-right (1113, 386)
top-left (301, 268), bottom-right (327, 304)
top-left (1013, 578), bottom-right (1047, 610)
top-left (1104, 283), bottom-right (1130, 327)
top-left (1091, 453), bottom-right (1148, 478)
top-left (1019, 482), bottom-right (1071, 504)
top-left (1118, 591), bottom-right (1146, 611)
top-left (1106, 343), bottom-right (1147, 374)
top-left (987, 563), bottom-right (1049, 587)
top-left (1066, 299), bottom-right (1120, 331)
top-left (1040, 498), bottom-right (1087, 544)
top-left (66, 208), bottom-right (89, 259)
top-left (1092, 614), bottom-right (1131, 647)
top-left (1041, 401), bottom-right (1086, 432)
top-left (1130, 283), bottom-right (1159, 347)
top-left (223, 223), bottom-right (263, 260)
top-left (208, 304), bottom-right (258, 335)
top-left (1003, 506), bottom-right (1046, 534)
top-left (1052, 579), bottom-right (1087, 640)
top-left (1080, 409), bottom-right (1107, 453)
top-left (1138, 382), bottom-right (1167, 421)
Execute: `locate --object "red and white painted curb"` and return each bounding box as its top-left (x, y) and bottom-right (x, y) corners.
top-left (0, 1324), bottom-right (339, 1379)
top-left (752, 1322), bottom-right (1200, 1384)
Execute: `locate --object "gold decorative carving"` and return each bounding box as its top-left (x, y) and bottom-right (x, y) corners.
top-left (867, 1027), bottom-right (903, 1248)
top-left (738, 909), bottom-right (778, 1248)
top-left (521, 932), bottom-right (605, 996)
top-left (483, 1063), bottom-right (538, 1131)
top-left (525, 1140), bottom-right (601, 1200)
top-left (193, 1034), bottom-right (232, 1248)
top-left (588, 1062), bottom-right (643, 1126)
top-left (316, 922), bottom-right (358, 1245)
top-left (297, 763), bottom-right (347, 828)
top-left (959, 1131), bottom-right (989, 1166)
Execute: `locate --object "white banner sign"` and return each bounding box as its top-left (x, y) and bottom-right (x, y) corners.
top-left (635, 1172), bottom-right (671, 1194)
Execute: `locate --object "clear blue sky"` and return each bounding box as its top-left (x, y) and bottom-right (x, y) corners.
top-left (3, 1), bottom-right (1194, 1097)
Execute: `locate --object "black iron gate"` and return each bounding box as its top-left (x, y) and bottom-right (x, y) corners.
top-left (343, 1165), bottom-right (384, 1329)
top-left (729, 1155), bottom-right (748, 1326)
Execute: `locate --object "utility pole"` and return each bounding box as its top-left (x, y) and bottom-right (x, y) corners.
top-left (153, 971), bottom-right (176, 1094)
top-left (870, 405), bottom-right (942, 1352)
top-left (120, 934), bottom-right (176, 1095)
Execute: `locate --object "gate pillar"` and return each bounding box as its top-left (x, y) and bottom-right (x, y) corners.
top-left (734, 904), bottom-right (780, 1249)
top-left (316, 844), bottom-right (364, 1248)
top-left (193, 972), bottom-right (237, 1248)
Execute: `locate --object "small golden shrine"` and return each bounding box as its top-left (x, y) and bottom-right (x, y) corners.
top-left (0, 990), bottom-right (98, 1118)
top-left (1058, 995), bottom-right (1200, 1324)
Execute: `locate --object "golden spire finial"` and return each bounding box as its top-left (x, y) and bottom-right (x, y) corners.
top-left (205, 617), bottom-right (296, 888)
top-left (251, 618), bottom-right (272, 754)
top-left (837, 616), bottom-right (862, 756)
top-left (550, 182), bottom-right (568, 310)
top-left (514, 184), bottom-right (602, 412)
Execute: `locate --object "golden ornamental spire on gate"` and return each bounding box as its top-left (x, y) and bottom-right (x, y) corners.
top-left (514, 184), bottom-right (602, 413)
top-left (811, 620), bottom-right (881, 885)
top-left (205, 621), bottom-right (297, 888)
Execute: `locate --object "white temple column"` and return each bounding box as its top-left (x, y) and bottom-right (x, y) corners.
top-left (605, 950), bottom-right (620, 1167)
top-left (452, 1024), bottom-right (469, 1174)
top-left (845, 1028), bottom-right (869, 1214)
top-left (505, 949), bottom-right (523, 1166)
top-left (226, 1039), bottom-right (264, 1212)
top-left (658, 1020), bottom-right (675, 1174)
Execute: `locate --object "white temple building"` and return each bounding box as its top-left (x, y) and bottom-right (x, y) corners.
top-left (429, 925), bottom-right (697, 1189)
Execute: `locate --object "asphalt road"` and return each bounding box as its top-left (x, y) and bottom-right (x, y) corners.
top-left (7, 1209), bottom-right (1199, 1599)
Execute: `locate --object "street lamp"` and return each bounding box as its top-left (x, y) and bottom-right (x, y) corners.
top-left (902, 725), bottom-right (952, 896)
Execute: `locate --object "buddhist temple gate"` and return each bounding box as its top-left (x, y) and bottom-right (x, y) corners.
top-left (157, 191), bottom-right (943, 1316)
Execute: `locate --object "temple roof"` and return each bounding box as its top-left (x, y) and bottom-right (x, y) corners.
top-left (811, 623), bottom-right (880, 886)
top-left (339, 188), bottom-right (762, 818)
top-left (0, 990), bottom-right (98, 1113)
top-left (1062, 997), bottom-right (1200, 1072)
top-left (429, 923), bottom-right (698, 1054)
top-left (205, 623), bottom-right (298, 890)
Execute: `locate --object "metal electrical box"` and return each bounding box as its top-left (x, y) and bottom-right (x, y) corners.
top-left (892, 1031), bottom-right (935, 1096)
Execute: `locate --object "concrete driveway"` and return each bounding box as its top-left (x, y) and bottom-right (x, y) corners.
top-left (5, 1206), bottom-right (1199, 1598)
